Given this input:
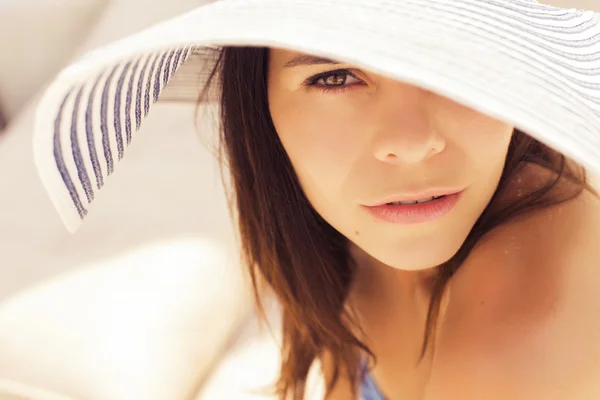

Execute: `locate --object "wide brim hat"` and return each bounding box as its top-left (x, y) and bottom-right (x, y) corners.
top-left (33, 0), bottom-right (600, 233)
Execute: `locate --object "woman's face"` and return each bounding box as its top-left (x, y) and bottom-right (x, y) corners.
top-left (267, 49), bottom-right (514, 271)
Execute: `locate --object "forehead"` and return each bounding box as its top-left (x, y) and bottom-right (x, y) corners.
top-left (269, 48), bottom-right (343, 70)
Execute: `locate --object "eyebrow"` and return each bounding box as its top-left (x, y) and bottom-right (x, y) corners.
top-left (283, 54), bottom-right (341, 68)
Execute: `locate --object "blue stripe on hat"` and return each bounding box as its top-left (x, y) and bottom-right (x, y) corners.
top-left (125, 57), bottom-right (141, 145)
top-left (136, 53), bottom-right (154, 130)
top-left (85, 75), bottom-right (104, 191)
top-left (163, 50), bottom-right (176, 86)
top-left (144, 53), bottom-right (160, 116)
top-left (169, 48), bottom-right (184, 80)
top-left (154, 51), bottom-right (170, 103)
top-left (101, 64), bottom-right (119, 175)
top-left (54, 88), bottom-right (88, 219)
top-left (114, 60), bottom-right (132, 160)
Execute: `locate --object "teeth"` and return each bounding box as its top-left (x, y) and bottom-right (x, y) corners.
top-left (387, 195), bottom-right (443, 205)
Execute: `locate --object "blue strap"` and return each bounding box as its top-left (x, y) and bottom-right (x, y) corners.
top-left (360, 360), bottom-right (385, 400)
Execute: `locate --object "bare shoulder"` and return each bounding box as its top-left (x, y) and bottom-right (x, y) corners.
top-left (426, 188), bottom-right (600, 399)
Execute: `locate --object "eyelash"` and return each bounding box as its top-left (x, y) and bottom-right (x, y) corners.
top-left (303, 69), bottom-right (364, 93)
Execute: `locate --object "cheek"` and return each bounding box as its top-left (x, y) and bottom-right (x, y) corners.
top-left (437, 98), bottom-right (513, 170)
top-left (269, 97), bottom-right (367, 203)
top-left (454, 119), bottom-right (513, 173)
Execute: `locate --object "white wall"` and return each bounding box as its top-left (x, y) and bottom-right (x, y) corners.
top-left (0, 1), bottom-right (108, 124)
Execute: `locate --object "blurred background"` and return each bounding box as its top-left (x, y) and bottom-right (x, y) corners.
top-left (0, 1), bottom-right (597, 399)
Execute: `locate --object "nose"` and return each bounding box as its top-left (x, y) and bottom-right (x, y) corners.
top-left (371, 84), bottom-right (446, 165)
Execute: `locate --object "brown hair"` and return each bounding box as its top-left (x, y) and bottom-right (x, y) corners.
top-left (198, 46), bottom-right (592, 399)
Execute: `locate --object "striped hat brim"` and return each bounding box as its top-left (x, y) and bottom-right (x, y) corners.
top-left (34, 0), bottom-right (600, 232)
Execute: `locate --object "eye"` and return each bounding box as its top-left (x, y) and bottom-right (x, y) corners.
top-left (303, 69), bottom-right (364, 93)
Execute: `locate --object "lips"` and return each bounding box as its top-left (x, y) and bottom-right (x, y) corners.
top-left (363, 190), bottom-right (464, 224)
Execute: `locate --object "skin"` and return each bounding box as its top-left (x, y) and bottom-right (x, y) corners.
top-left (268, 49), bottom-right (513, 273)
top-left (267, 48), bottom-right (600, 399)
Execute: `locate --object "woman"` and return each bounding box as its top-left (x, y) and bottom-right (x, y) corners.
top-left (33, 0), bottom-right (600, 399)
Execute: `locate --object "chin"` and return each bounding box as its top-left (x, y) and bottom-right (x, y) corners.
top-left (384, 253), bottom-right (454, 271)
top-left (368, 233), bottom-right (467, 272)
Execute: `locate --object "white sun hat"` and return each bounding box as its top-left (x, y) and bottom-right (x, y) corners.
top-left (32, 0), bottom-right (600, 233)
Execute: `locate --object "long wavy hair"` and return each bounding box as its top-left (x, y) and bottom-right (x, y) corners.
top-left (197, 46), bottom-right (592, 399)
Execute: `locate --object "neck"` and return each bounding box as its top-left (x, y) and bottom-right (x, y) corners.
top-left (348, 242), bottom-right (438, 298)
